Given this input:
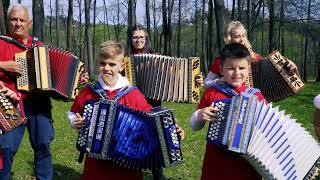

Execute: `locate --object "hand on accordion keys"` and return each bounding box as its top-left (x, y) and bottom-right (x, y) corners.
top-left (73, 113), bottom-right (86, 131)
top-left (175, 123), bottom-right (185, 140)
top-left (198, 103), bottom-right (220, 123)
top-left (0, 61), bottom-right (22, 76)
top-left (79, 72), bottom-right (90, 85)
top-left (0, 81), bottom-right (20, 102)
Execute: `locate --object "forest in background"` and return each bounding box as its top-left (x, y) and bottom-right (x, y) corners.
top-left (0, 0), bottom-right (319, 82)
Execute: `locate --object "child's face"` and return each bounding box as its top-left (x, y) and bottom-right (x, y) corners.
top-left (220, 57), bottom-right (249, 87)
top-left (98, 54), bottom-right (124, 86)
top-left (230, 27), bottom-right (247, 46)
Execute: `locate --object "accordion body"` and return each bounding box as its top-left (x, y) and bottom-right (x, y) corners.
top-left (0, 90), bottom-right (24, 134)
top-left (76, 100), bottom-right (183, 170)
top-left (250, 51), bottom-right (304, 102)
top-left (15, 46), bottom-right (84, 99)
top-left (124, 54), bottom-right (201, 103)
top-left (206, 94), bottom-right (320, 180)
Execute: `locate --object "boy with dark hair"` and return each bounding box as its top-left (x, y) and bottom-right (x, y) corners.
top-left (190, 43), bottom-right (265, 179)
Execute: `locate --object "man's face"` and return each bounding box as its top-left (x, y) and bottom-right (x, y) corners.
top-left (8, 7), bottom-right (31, 40)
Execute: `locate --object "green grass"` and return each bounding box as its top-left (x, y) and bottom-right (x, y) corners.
top-left (11, 82), bottom-right (320, 179)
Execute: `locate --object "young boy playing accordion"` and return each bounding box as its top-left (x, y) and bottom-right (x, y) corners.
top-left (189, 43), bottom-right (266, 180)
top-left (67, 41), bottom-right (184, 179)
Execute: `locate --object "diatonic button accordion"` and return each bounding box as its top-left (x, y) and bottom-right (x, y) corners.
top-left (250, 51), bottom-right (304, 102)
top-left (206, 93), bottom-right (320, 180)
top-left (15, 46), bottom-right (84, 99)
top-left (0, 90), bottom-right (24, 134)
top-left (76, 99), bottom-right (183, 170)
top-left (123, 54), bottom-right (201, 103)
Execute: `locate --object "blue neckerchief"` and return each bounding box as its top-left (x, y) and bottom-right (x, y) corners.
top-left (211, 81), bottom-right (261, 97)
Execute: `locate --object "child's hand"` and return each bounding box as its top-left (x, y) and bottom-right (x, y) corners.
top-left (79, 72), bottom-right (89, 84)
top-left (195, 73), bottom-right (204, 87)
top-left (175, 123), bottom-right (185, 140)
top-left (73, 113), bottom-right (86, 131)
top-left (198, 105), bottom-right (219, 123)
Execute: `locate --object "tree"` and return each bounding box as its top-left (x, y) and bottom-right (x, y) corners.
top-left (66, 0), bottom-right (73, 51)
top-left (0, 0), bottom-right (6, 34)
top-left (146, 0), bottom-right (151, 38)
top-left (177, 0), bottom-right (182, 57)
top-left (214, 0), bottom-right (225, 52)
top-left (84, 0), bottom-right (94, 77)
top-left (127, 0), bottom-right (136, 53)
top-left (162, 0), bottom-right (175, 55)
top-left (33, 0), bottom-right (45, 41)
top-left (55, 0), bottom-right (60, 47)
top-left (2, 0), bottom-right (9, 33)
top-left (303, 0), bottom-right (312, 82)
top-left (201, 0), bottom-right (208, 74)
top-left (267, 0), bottom-right (275, 53)
top-left (278, 0), bottom-right (284, 54)
top-left (231, 0), bottom-right (236, 20)
top-left (103, 0), bottom-right (111, 40)
top-left (93, 0), bottom-right (97, 58)
top-left (194, 0), bottom-right (199, 56)
top-left (208, 0), bottom-right (214, 66)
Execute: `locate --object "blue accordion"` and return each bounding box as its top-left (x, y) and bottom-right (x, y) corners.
top-left (76, 99), bottom-right (183, 170)
top-left (206, 93), bottom-right (320, 180)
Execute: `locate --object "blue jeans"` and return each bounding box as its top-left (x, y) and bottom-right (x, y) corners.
top-left (0, 125), bottom-right (25, 180)
top-left (24, 96), bottom-right (54, 180)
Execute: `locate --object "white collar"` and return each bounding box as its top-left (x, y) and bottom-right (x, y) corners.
top-left (98, 74), bottom-right (130, 91)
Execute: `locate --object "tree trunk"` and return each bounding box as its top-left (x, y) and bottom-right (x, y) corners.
top-left (0, 0), bottom-right (6, 34)
top-left (162, 0), bottom-right (174, 55)
top-left (201, 0), bottom-right (208, 75)
top-left (303, 0), bottom-right (312, 82)
top-left (214, 0), bottom-right (225, 52)
top-left (33, 0), bottom-right (45, 41)
top-left (261, 0), bottom-right (264, 54)
top-left (2, 0), bottom-right (9, 33)
top-left (208, 0), bottom-right (214, 64)
top-left (231, 0), bottom-right (236, 20)
top-left (177, 0), bottom-right (181, 57)
top-left (246, 0), bottom-right (252, 42)
top-left (55, 0), bottom-right (60, 47)
top-left (85, 0), bottom-right (94, 77)
top-left (93, 0), bottom-right (96, 59)
top-left (103, 0), bottom-right (110, 40)
top-left (194, 0), bottom-right (199, 56)
top-left (146, 0), bottom-right (151, 39)
top-left (267, 0), bottom-right (275, 53)
top-left (152, 0), bottom-right (158, 51)
top-left (67, 0), bottom-right (73, 51)
top-left (127, 0), bottom-right (136, 53)
top-left (237, 0), bottom-right (242, 20)
top-left (279, 0), bottom-right (284, 54)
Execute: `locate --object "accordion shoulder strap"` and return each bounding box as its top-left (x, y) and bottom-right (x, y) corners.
top-left (244, 88), bottom-right (261, 96)
top-left (87, 81), bottom-right (138, 101)
top-left (211, 82), bottom-right (238, 97)
top-left (0, 35), bottom-right (39, 49)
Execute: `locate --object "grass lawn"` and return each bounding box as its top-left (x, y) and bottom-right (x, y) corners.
top-left (11, 82), bottom-right (319, 180)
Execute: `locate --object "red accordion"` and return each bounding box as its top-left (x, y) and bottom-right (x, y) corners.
top-left (15, 46), bottom-right (84, 99)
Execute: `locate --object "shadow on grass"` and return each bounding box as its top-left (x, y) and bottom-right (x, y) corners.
top-left (53, 164), bottom-right (81, 180)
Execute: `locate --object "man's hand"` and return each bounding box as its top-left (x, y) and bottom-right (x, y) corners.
top-left (0, 81), bottom-right (20, 101)
top-left (0, 61), bottom-right (22, 75)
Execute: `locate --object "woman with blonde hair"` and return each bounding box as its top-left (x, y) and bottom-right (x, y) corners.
top-left (204, 21), bottom-right (262, 88)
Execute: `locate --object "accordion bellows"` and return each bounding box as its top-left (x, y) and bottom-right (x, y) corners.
top-left (207, 94), bottom-right (320, 180)
top-left (15, 46), bottom-right (84, 99)
top-left (123, 54), bottom-right (201, 103)
top-left (77, 100), bottom-right (183, 170)
top-left (251, 51), bottom-right (304, 102)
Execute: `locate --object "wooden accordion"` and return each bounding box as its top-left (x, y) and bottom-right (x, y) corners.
top-left (206, 94), bottom-right (320, 180)
top-left (15, 46), bottom-right (84, 99)
top-left (123, 54), bottom-right (201, 103)
top-left (0, 90), bottom-right (24, 134)
top-left (76, 100), bottom-right (183, 170)
top-left (250, 51), bottom-right (304, 102)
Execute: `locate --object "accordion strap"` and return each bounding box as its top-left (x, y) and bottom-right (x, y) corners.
top-left (0, 35), bottom-right (39, 50)
top-left (212, 82), bottom-right (260, 97)
top-left (87, 81), bottom-right (137, 102)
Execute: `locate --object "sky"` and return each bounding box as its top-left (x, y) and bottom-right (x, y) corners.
top-left (10, 0), bottom-right (145, 23)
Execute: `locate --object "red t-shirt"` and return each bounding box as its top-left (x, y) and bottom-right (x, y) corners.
top-left (198, 83), bottom-right (264, 180)
top-left (71, 85), bottom-right (152, 180)
top-left (210, 53), bottom-right (263, 75)
top-left (0, 35), bottom-right (44, 100)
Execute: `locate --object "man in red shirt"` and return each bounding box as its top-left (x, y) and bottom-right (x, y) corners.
top-left (0, 4), bottom-right (53, 179)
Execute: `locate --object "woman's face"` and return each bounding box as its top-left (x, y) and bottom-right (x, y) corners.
top-left (230, 27), bottom-right (247, 45)
top-left (132, 30), bottom-right (146, 50)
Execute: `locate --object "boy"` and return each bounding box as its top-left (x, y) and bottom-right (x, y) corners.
top-left (189, 43), bottom-right (264, 180)
top-left (68, 41), bottom-right (184, 180)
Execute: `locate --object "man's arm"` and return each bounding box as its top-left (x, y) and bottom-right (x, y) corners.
top-left (0, 61), bottom-right (22, 75)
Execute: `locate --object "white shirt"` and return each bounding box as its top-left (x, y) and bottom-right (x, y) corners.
top-left (314, 94), bottom-right (320, 110)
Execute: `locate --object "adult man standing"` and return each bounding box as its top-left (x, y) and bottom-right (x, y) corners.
top-left (0, 4), bottom-right (53, 180)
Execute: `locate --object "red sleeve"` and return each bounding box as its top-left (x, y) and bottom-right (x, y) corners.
top-left (252, 52), bottom-right (263, 61)
top-left (210, 57), bottom-right (221, 75)
top-left (123, 89), bottom-right (153, 111)
top-left (254, 92), bottom-right (267, 103)
top-left (197, 88), bottom-right (217, 109)
top-left (70, 87), bottom-right (99, 114)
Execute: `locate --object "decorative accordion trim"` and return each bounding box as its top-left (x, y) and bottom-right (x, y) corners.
top-left (123, 54), bottom-right (201, 103)
top-left (206, 93), bottom-right (320, 180)
top-left (0, 90), bottom-right (24, 134)
top-left (76, 100), bottom-right (183, 170)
